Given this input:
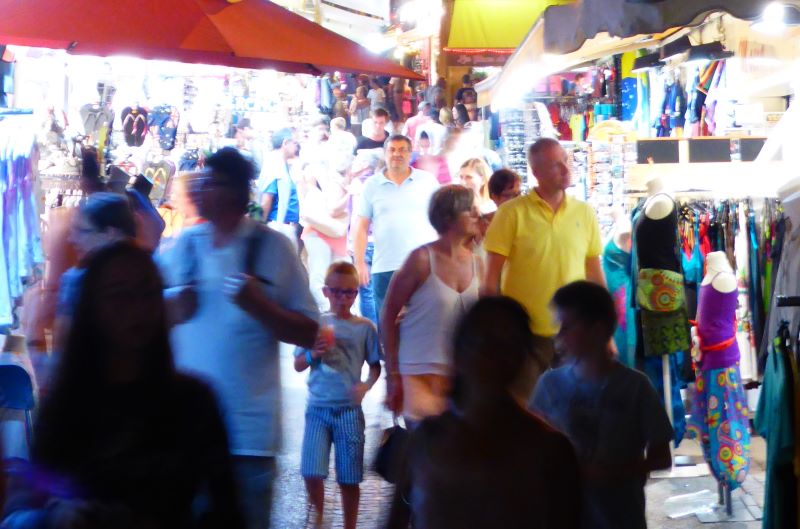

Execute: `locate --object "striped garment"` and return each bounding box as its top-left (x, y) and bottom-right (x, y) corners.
top-left (301, 405), bottom-right (366, 485)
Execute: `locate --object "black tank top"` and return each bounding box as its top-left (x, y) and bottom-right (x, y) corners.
top-left (635, 195), bottom-right (680, 272)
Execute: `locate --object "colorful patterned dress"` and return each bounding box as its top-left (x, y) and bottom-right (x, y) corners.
top-left (688, 274), bottom-right (751, 489)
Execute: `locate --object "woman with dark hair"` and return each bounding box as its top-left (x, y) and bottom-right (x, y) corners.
top-left (4, 242), bottom-right (243, 529)
top-left (382, 185), bottom-right (483, 426)
top-left (453, 103), bottom-right (471, 129)
top-left (386, 297), bottom-right (581, 529)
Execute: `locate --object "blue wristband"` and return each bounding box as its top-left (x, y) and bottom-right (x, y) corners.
top-left (306, 349), bottom-right (319, 367)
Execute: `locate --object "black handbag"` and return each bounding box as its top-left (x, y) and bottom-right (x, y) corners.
top-left (373, 419), bottom-right (410, 484)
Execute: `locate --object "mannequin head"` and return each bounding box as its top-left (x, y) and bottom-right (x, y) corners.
top-left (705, 251), bottom-right (733, 275)
top-left (645, 176), bottom-right (666, 197)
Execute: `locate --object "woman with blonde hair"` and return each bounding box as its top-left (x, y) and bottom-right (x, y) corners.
top-left (459, 157), bottom-right (495, 216)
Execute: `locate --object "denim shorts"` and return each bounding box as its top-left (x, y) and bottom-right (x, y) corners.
top-left (301, 405), bottom-right (365, 485)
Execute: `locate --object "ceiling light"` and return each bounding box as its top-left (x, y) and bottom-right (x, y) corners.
top-left (684, 42), bottom-right (733, 64)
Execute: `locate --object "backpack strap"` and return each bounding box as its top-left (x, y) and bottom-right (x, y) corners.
top-left (244, 228), bottom-right (264, 277)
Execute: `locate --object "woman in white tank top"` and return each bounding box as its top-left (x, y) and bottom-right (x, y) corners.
top-left (382, 185), bottom-right (483, 423)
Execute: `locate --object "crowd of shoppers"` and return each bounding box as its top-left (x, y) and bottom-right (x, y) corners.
top-left (4, 74), bottom-right (674, 529)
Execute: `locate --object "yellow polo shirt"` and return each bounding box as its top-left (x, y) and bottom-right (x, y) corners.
top-left (484, 191), bottom-right (602, 337)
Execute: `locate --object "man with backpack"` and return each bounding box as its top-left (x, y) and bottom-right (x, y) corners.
top-left (160, 147), bottom-right (320, 529)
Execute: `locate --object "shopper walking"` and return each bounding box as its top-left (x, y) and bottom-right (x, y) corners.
top-left (488, 168), bottom-right (522, 208)
top-left (258, 128), bottom-right (301, 248)
top-left (382, 185), bottom-right (482, 423)
top-left (52, 192), bottom-right (137, 355)
top-left (484, 138), bottom-right (604, 387)
top-left (348, 86), bottom-right (371, 137)
top-left (386, 296), bottom-right (581, 529)
top-left (458, 157), bottom-right (495, 215)
top-left (4, 242), bottom-right (244, 529)
top-left (160, 147), bottom-right (319, 529)
top-left (367, 77), bottom-right (386, 111)
top-left (530, 281), bottom-right (672, 529)
top-left (402, 102), bottom-right (432, 150)
top-left (356, 108), bottom-right (390, 151)
top-left (352, 135), bottom-right (439, 321)
top-left (294, 262), bottom-right (382, 529)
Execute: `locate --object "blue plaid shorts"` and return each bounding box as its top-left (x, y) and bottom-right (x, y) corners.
top-left (301, 405), bottom-right (366, 485)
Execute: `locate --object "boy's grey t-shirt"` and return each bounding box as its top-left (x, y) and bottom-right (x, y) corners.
top-left (530, 362), bottom-right (673, 529)
top-left (295, 313), bottom-right (382, 407)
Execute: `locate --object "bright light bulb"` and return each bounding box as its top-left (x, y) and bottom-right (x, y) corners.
top-left (764, 2), bottom-right (786, 26)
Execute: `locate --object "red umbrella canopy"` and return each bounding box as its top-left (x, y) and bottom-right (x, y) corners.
top-left (0, 0), bottom-right (423, 79)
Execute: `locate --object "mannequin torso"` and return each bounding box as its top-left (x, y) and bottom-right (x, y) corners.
top-left (644, 177), bottom-right (675, 220)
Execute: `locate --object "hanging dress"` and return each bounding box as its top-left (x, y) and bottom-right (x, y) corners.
top-left (688, 274), bottom-right (751, 490)
top-left (602, 239), bottom-right (636, 368)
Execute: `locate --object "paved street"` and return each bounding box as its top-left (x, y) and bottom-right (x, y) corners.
top-left (273, 345), bottom-right (766, 528)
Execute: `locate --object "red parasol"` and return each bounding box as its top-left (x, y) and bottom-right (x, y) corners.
top-left (0, 0), bottom-right (423, 79)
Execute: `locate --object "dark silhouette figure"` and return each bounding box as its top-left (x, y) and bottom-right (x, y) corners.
top-left (4, 242), bottom-right (243, 529)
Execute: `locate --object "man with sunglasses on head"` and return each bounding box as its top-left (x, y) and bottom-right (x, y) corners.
top-left (160, 147), bottom-right (319, 529)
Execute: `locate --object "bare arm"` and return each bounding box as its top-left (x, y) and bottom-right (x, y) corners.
top-left (260, 193), bottom-right (275, 221)
top-left (585, 256), bottom-right (606, 286)
top-left (353, 216), bottom-right (371, 286)
top-left (481, 251), bottom-right (507, 296)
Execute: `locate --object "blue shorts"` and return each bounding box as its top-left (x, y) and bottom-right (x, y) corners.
top-left (301, 405), bottom-right (365, 485)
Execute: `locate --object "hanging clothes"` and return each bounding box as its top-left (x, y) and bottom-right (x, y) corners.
top-left (755, 321), bottom-right (798, 529)
top-left (735, 206), bottom-right (758, 381)
top-left (0, 119), bottom-right (44, 328)
top-left (603, 239), bottom-right (636, 368)
top-left (688, 275), bottom-right (751, 490)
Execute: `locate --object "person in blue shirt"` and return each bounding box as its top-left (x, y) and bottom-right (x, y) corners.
top-left (258, 128), bottom-right (301, 232)
top-left (530, 281), bottom-right (673, 529)
top-left (294, 261), bottom-right (381, 529)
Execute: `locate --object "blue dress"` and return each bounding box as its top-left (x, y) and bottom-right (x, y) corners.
top-left (602, 239), bottom-right (636, 368)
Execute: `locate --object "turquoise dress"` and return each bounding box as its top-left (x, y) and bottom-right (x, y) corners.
top-left (602, 239), bottom-right (636, 368)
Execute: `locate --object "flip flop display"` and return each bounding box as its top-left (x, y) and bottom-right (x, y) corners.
top-left (148, 105), bottom-right (180, 151)
top-left (121, 106), bottom-right (149, 147)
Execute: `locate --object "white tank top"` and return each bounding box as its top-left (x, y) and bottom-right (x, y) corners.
top-left (398, 246), bottom-right (480, 376)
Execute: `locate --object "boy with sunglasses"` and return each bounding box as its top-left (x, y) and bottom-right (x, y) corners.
top-left (294, 261), bottom-right (382, 529)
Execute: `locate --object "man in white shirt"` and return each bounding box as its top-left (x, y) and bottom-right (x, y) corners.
top-left (402, 102), bottom-right (433, 150)
top-left (162, 147), bottom-right (319, 529)
top-left (352, 135), bottom-right (439, 321)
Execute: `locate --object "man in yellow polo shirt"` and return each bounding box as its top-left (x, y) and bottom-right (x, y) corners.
top-left (483, 138), bottom-right (605, 385)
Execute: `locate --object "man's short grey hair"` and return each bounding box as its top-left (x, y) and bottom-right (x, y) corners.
top-left (428, 185), bottom-right (475, 234)
top-left (330, 117), bottom-right (347, 131)
top-left (526, 137), bottom-right (561, 169)
top-left (384, 134), bottom-right (412, 151)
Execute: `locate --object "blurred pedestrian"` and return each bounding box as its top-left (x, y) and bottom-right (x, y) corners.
top-left (294, 262), bottom-right (382, 529)
top-left (426, 77), bottom-right (447, 110)
top-left (352, 135), bottom-right (439, 322)
top-left (356, 108), bottom-right (390, 151)
top-left (386, 296), bottom-right (581, 529)
top-left (5, 242), bottom-right (244, 529)
top-left (348, 86), bottom-right (370, 137)
top-left (258, 128), bottom-right (301, 248)
top-left (367, 78), bottom-right (386, 111)
top-left (488, 168), bottom-right (522, 208)
top-left (458, 158), bottom-right (495, 215)
top-left (52, 192), bottom-right (136, 355)
top-left (329, 117), bottom-right (357, 155)
top-left (382, 185), bottom-right (482, 424)
top-left (402, 102), bottom-right (432, 150)
top-left (530, 281), bottom-right (672, 529)
top-left (160, 148), bottom-right (319, 529)
top-left (453, 103), bottom-right (471, 129)
top-left (411, 131), bottom-right (451, 185)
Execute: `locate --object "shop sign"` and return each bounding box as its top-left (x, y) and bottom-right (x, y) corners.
top-left (445, 50), bottom-right (510, 67)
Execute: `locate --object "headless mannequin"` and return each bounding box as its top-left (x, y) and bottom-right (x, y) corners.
top-left (644, 176), bottom-right (674, 220)
top-left (611, 208), bottom-right (632, 252)
top-left (701, 251), bottom-right (736, 293)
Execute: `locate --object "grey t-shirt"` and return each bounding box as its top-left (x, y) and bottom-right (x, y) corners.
top-left (295, 313), bottom-right (382, 407)
top-left (530, 362), bottom-right (673, 529)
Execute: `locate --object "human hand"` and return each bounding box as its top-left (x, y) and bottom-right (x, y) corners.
top-left (223, 273), bottom-right (265, 310)
top-left (356, 260), bottom-right (370, 287)
top-left (167, 285), bottom-right (198, 325)
top-left (351, 382), bottom-right (370, 405)
top-left (385, 374), bottom-right (403, 414)
top-left (310, 328), bottom-right (334, 360)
